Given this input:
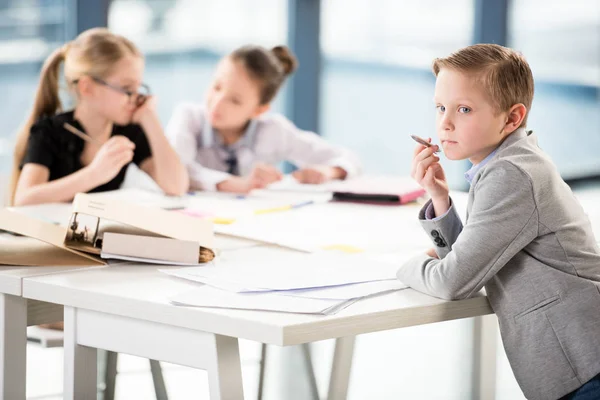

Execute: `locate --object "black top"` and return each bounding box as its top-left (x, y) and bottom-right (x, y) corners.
top-left (21, 111), bottom-right (152, 193)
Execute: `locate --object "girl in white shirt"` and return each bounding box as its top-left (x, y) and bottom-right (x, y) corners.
top-left (166, 45), bottom-right (360, 193)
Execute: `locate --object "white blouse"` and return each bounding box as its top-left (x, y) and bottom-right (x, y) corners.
top-left (166, 103), bottom-right (361, 190)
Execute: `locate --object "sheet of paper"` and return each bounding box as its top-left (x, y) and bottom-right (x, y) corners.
top-left (267, 279), bottom-right (407, 300)
top-left (161, 267), bottom-right (273, 292)
top-left (214, 234), bottom-right (262, 251)
top-left (169, 285), bottom-right (353, 315)
top-left (164, 251), bottom-right (401, 291)
top-left (86, 188), bottom-right (189, 210)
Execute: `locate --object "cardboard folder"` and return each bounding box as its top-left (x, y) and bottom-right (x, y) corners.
top-left (0, 193), bottom-right (215, 267)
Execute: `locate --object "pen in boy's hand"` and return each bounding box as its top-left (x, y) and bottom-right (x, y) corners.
top-left (411, 135), bottom-right (441, 153)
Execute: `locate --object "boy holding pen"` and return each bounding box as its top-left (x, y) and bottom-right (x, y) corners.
top-left (397, 44), bottom-right (600, 400)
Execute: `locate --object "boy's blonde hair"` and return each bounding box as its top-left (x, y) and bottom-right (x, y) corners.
top-left (432, 43), bottom-right (534, 127)
top-left (8, 28), bottom-right (141, 205)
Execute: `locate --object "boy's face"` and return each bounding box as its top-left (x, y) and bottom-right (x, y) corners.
top-left (434, 68), bottom-right (509, 165)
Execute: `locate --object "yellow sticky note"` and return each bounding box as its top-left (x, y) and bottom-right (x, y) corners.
top-left (321, 244), bottom-right (364, 253)
top-left (210, 217), bottom-right (236, 225)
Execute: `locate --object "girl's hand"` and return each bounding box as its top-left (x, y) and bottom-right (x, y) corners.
top-left (131, 95), bottom-right (158, 125)
top-left (216, 177), bottom-right (256, 194)
top-left (249, 163), bottom-right (283, 187)
top-left (87, 136), bottom-right (135, 185)
top-left (293, 166), bottom-right (345, 184)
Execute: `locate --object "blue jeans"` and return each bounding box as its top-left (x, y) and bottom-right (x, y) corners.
top-left (560, 374), bottom-right (600, 400)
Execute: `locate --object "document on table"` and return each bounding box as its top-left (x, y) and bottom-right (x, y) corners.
top-left (85, 188), bottom-right (190, 210)
top-left (169, 285), bottom-right (357, 315)
top-left (164, 251), bottom-right (401, 291)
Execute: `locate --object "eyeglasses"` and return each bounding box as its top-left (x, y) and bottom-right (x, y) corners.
top-left (73, 76), bottom-right (151, 106)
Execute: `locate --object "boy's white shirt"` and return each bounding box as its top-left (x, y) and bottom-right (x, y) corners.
top-left (166, 103), bottom-right (361, 191)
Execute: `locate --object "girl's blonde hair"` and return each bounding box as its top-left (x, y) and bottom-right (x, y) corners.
top-left (7, 28), bottom-right (141, 205)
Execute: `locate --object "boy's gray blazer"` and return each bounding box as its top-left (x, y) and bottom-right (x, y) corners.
top-left (397, 128), bottom-right (600, 400)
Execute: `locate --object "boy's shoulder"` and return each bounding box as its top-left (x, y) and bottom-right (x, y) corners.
top-left (482, 129), bottom-right (561, 190)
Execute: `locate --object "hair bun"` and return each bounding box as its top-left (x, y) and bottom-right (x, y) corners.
top-left (271, 46), bottom-right (298, 76)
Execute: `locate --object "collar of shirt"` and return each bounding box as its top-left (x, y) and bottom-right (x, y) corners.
top-left (201, 118), bottom-right (259, 152)
top-left (464, 148), bottom-right (499, 184)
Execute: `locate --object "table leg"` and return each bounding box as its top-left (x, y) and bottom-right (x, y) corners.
top-left (206, 334), bottom-right (244, 400)
top-left (64, 306), bottom-right (97, 400)
top-left (472, 315), bottom-right (498, 400)
top-left (0, 294), bottom-right (27, 400)
top-left (327, 336), bottom-right (356, 400)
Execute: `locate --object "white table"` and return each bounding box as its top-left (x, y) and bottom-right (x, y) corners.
top-left (6, 188), bottom-right (500, 399)
top-left (23, 264), bottom-right (494, 400)
top-left (0, 261), bottom-right (103, 399)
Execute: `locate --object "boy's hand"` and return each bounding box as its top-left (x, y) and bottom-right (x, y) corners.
top-left (292, 166), bottom-right (345, 184)
top-left (411, 140), bottom-right (450, 215)
top-left (426, 248), bottom-right (439, 259)
top-left (249, 163), bottom-right (283, 187)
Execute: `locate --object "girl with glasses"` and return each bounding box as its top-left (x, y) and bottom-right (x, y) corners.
top-left (9, 28), bottom-right (188, 206)
top-left (166, 45), bottom-right (361, 193)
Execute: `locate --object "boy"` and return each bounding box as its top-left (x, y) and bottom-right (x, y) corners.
top-left (397, 44), bottom-right (600, 400)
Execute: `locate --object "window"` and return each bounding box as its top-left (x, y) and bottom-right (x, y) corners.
top-left (508, 0), bottom-right (600, 179)
top-left (0, 0), bottom-right (72, 173)
top-left (108, 0), bottom-right (288, 123)
top-left (320, 0), bottom-right (475, 187)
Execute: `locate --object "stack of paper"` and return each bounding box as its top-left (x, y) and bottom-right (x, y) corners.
top-left (162, 250), bottom-right (412, 315)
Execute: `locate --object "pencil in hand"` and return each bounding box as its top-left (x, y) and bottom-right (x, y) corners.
top-left (410, 135), bottom-right (441, 153)
top-left (63, 123), bottom-right (101, 146)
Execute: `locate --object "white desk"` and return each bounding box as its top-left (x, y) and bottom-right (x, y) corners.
top-left (7, 189), bottom-right (499, 399)
top-left (23, 264), bottom-right (494, 400)
top-left (0, 261), bottom-right (103, 399)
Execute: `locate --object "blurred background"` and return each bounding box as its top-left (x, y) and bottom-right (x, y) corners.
top-left (1, 1), bottom-right (599, 399)
top-left (0, 0), bottom-right (598, 190)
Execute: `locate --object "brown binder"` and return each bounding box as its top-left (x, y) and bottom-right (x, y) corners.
top-left (0, 193), bottom-right (215, 266)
